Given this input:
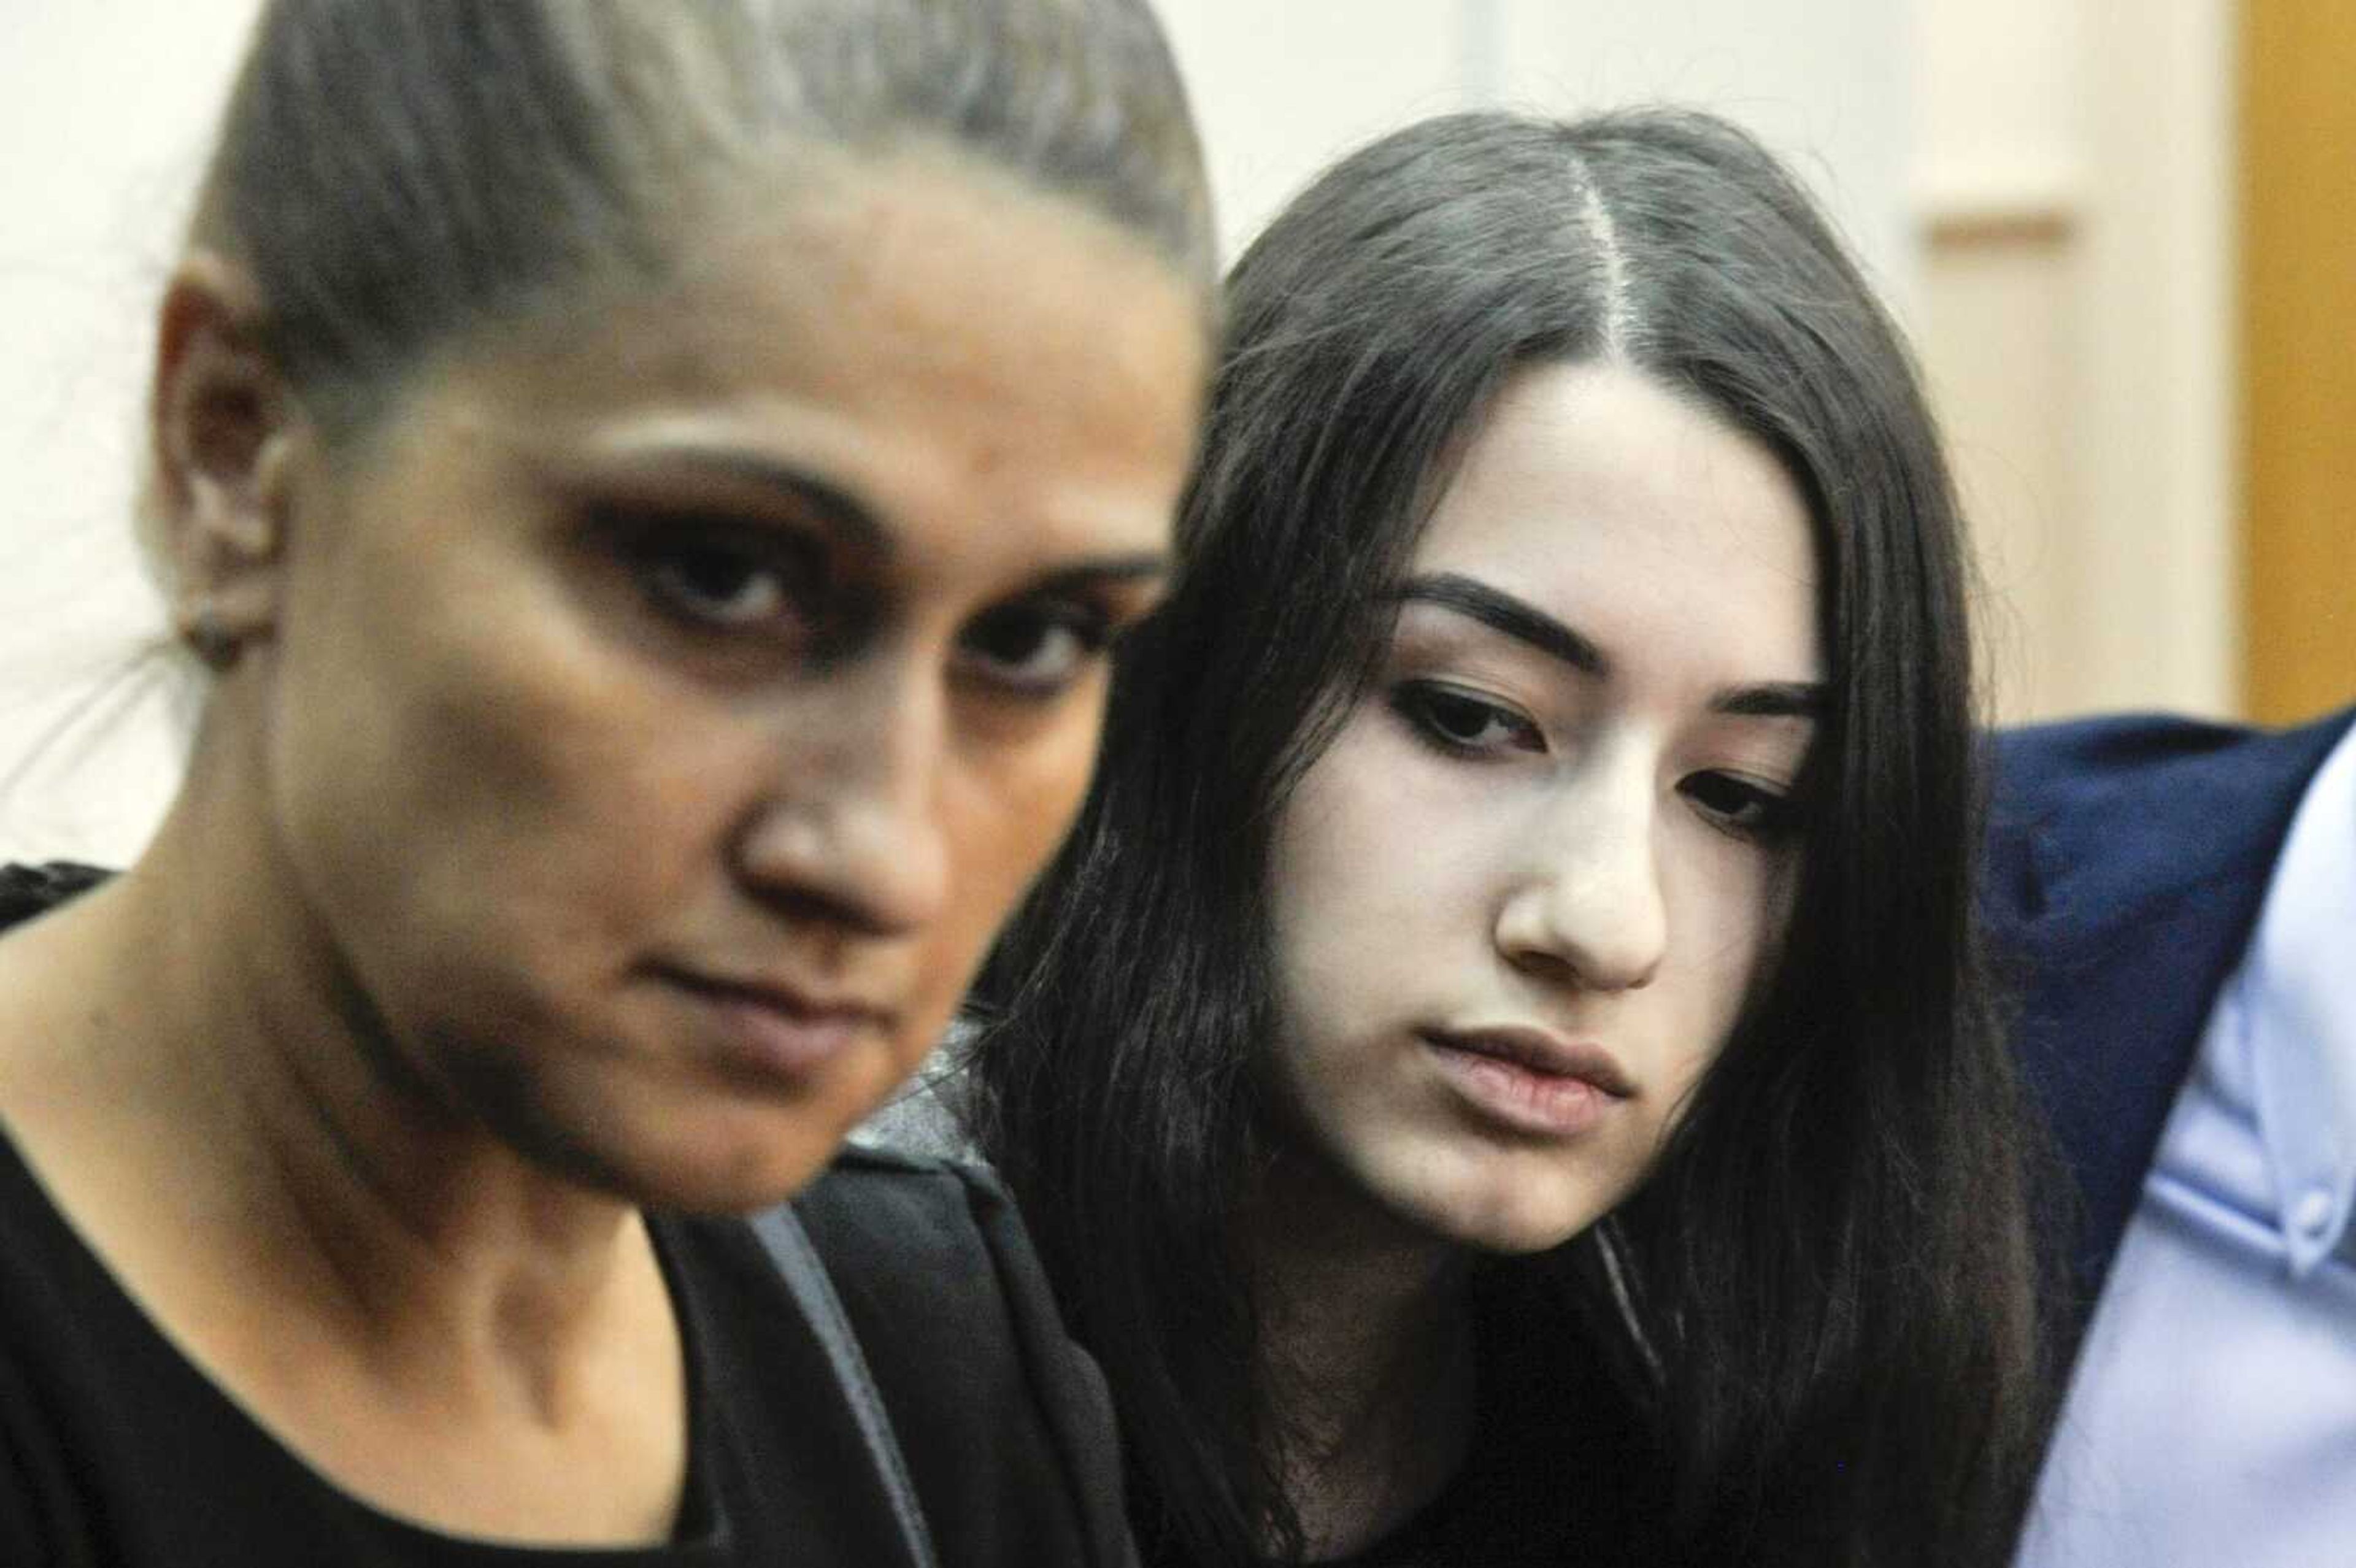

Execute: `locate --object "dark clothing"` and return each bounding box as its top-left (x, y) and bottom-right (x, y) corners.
top-left (868, 1057), bottom-right (1672, 1568)
top-left (0, 864), bottom-right (1135, 1567)
top-left (797, 1152), bottom-right (1136, 1568)
top-left (1314, 1274), bottom-right (1668, 1568)
top-left (1984, 705), bottom-right (2356, 1369)
top-left (1128, 1267), bottom-right (1668, 1568)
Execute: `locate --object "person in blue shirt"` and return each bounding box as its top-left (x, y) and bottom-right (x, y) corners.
top-left (1990, 700), bottom-right (2356, 1566)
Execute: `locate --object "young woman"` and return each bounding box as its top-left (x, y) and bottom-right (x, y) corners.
top-left (0, 1), bottom-right (1211, 1563)
top-left (959, 109), bottom-right (2052, 1566)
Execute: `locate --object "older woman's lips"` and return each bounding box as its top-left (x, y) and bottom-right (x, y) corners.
top-left (1420, 1026), bottom-right (1633, 1138)
top-left (661, 968), bottom-right (889, 1082)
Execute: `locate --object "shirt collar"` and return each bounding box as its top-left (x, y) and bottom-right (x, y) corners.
top-left (2248, 723), bottom-right (2356, 1277)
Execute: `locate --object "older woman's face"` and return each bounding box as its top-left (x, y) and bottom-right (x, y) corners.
top-left (1263, 361), bottom-right (1820, 1254)
top-left (250, 154), bottom-right (1204, 1209)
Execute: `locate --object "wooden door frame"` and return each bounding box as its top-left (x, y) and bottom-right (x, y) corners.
top-left (2240, 0), bottom-right (2356, 724)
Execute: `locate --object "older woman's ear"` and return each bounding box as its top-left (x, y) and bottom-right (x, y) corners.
top-left (150, 251), bottom-right (299, 667)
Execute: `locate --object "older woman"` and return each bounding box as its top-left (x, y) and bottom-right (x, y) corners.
top-left (0, 2), bottom-right (1211, 1563)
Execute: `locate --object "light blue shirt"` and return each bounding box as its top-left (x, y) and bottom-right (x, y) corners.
top-left (2016, 723), bottom-right (2356, 1566)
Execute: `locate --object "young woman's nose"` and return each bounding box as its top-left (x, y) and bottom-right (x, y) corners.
top-left (1492, 746), bottom-right (1668, 993)
top-left (731, 651), bottom-right (953, 939)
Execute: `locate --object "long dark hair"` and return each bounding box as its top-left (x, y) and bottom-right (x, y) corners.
top-left (970, 109), bottom-right (2050, 1567)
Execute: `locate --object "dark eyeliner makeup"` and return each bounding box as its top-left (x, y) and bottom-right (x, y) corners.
top-left (591, 502), bottom-right (845, 643)
top-left (1683, 771), bottom-right (1805, 843)
top-left (1387, 680), bottom-right (1545, 758)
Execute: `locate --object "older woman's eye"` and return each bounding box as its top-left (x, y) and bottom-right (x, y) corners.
top-left (607, 510), bottom-right (828, 637)
top-left (1389, 682), bottom-right (1544, 757)
top-left (955, 600), bottom-right (1114, 699)
top-left (643, 539), bottom-right (790, 626)
top-left (1682, 771), bottom-right (1803, 842)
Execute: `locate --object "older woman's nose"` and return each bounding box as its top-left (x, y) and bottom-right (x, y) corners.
top-left (733, 654), bottom-right (953, 939)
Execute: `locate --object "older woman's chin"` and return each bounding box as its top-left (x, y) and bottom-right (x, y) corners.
top-left (479, 1057), bottom-right (915, 1215)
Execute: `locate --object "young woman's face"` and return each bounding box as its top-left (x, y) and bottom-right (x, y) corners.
top-left (245, 153), bottom-right (1205, 1210)
top-left (1263, 360), bottom-right (1820, 1254)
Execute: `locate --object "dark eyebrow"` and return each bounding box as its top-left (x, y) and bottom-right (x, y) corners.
top-left (1712, 682), bottom-right (1823, 720)
top-left (1031, 554), bottom-right (1172, 593)
top-left (637, 448), bottom-right (894, 560)
top-left (1397, 570), bottom-right (1824, 721)
top-left (612, 448), bottom-right (1172, 589)
top-left (1396, 572), bottom-right (1609, 677)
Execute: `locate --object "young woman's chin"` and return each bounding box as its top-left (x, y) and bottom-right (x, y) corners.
top-left (432, 1011), bottom-right (909, 1214)
top-left (1416, 1191), bottom-right (1615, 1260)
top-left (1350, 1136), bottom-right (1639, 1259)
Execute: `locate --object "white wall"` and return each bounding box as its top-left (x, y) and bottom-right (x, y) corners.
top-left (1912, 0), bottom-right (2238, 722)
top-left (1152, 1), bottom-right (1472, 261)
top-left (0, 1), bottom-right (263, 863)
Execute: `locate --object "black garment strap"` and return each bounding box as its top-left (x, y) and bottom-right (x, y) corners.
top-left (750, 1202), bottom-right (942, 1568)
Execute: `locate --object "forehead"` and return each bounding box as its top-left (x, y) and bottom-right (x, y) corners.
top-left (394, 146), bottom-right (1207, 565)
top-left (661, 146), bottom-right (1201, 421)
top-left (1412, 360), bottom-right (1822, 684)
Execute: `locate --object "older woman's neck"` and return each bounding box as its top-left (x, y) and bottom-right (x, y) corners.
top-left (0, 751), bottom-right (653, 1363)
top-left (0, 782), bottom-right (690, 1541)
top-left (1250, 1148), bottom-right (1478, 1560)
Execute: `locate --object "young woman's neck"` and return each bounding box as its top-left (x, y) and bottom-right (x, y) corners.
top-left (1250, 1143), bottom-right (1478, 1562)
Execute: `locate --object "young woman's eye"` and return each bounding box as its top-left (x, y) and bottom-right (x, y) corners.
top-left (1390, 682), bottom-right (1544, 757)
top-left (1682, 771), bottom-right (1803, 842)
top-left (955, 600), bottom-right (1114, 698)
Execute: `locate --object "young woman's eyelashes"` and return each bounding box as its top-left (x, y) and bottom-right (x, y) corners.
top-left (1678, 769), bottom-right (1806, 844)
top-left (1387, 677), bottom-right (1807, 843)
top-left (1389, 680), bottom-right (1545, 758)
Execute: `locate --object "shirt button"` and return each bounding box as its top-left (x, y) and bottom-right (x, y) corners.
top-left (2290, 1188), bottom-right (2336, 1237)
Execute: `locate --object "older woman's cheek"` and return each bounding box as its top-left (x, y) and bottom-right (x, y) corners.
top-left (907, 698), bottom-right (1110, 1048)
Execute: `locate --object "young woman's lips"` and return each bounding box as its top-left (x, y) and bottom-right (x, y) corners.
top-left (660, 968), bottom-right (890, 1084)
top-left (1420, 1026), bottom-right (1633, 1138)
